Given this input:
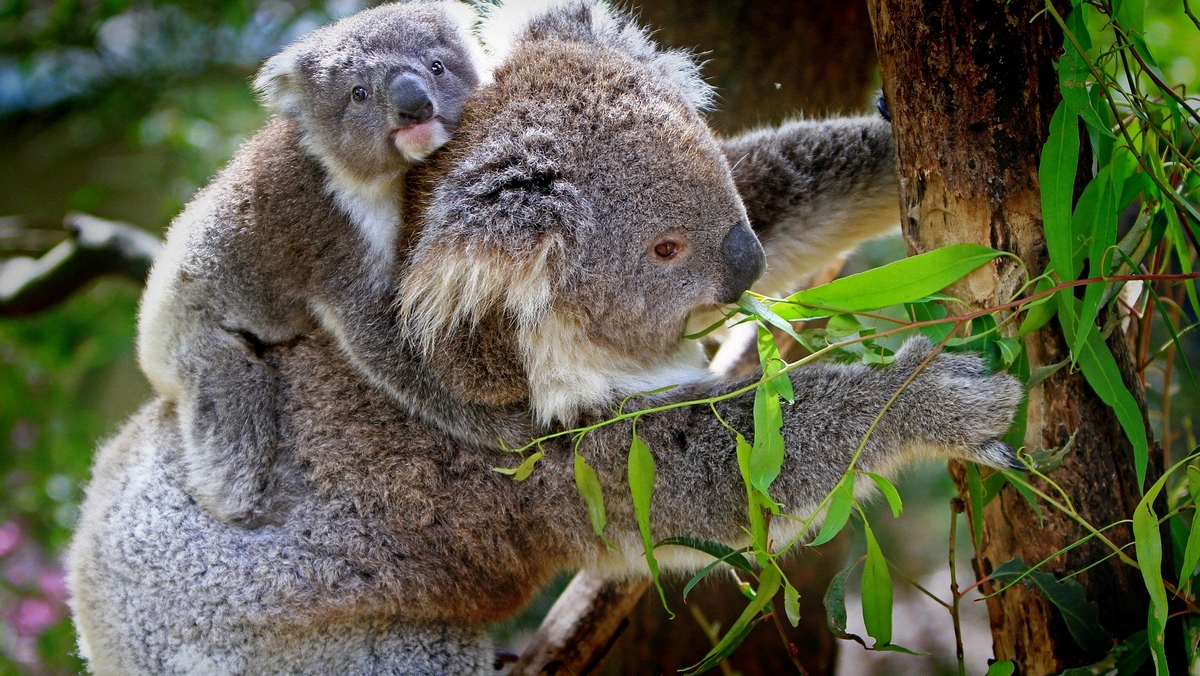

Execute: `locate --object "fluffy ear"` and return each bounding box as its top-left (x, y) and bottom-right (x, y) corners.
top-left (478, 0), bottom-right (712, 111)
top-left (252, 41), bottom-right (310, 117)
top-left (397, 134), bottom-right (588, 356)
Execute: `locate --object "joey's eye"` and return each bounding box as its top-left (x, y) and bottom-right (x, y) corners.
top-left (430, 61), bottom-right (445, 76)
top-left (351, 86), bottom-right (369, 102)
top-left (654, 241), bottom-right (679, 259)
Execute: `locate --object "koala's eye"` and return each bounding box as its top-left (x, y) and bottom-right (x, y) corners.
top-left (653, 240), bottom-right (680, 260)
top-left (430, 61), bottom-right (445, 76)
top-left (351, 86), bottom-right (369, 102)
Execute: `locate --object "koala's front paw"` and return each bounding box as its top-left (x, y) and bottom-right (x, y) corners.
top-left (893, 337), bottom-right (1025, 470)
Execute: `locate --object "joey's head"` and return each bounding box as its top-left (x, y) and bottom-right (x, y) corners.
top-left (253, 1), bottom-right (487, 182)
top-left (401, 0), bottom-right (765, 425)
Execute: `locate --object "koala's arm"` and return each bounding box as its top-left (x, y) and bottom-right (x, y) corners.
top-left (580, 339), bottom-right (1021, 562)
top-left (722, 116), bottom-right (900, 296)
top-left (310, 273), bottom-right (534, 449)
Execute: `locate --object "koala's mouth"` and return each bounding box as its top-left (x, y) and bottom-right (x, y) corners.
top-left (391, 119), bottom-right (450, 162)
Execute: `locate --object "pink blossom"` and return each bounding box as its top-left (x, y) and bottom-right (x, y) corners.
top-left (13, 597), bottom-right (58, 637)
top-left (0, 521), bottom-right (19, 558)
top-left (38, 567), bottom-right (68, 605)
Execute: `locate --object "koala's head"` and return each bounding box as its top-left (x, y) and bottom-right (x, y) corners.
top-left (254, 1), bottom-right (487, 183)
top-left (401, 0), bottom-right (765, 424)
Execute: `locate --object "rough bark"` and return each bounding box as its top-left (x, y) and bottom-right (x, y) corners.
top-left (868, 1), bottom-right (1157, 673)
top-left (508, 573), bottom-right (650, 676)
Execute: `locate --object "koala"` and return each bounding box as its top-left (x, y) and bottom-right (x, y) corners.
top-left (68, 1), bottom-right (1024, 674)
top-left (135, 0), bottom-right (532, 527)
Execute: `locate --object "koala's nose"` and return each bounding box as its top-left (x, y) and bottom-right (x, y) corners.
top-left (718, 220), bottom-right (766, 304)
top-left (389, 73), bottom-right (434, 125)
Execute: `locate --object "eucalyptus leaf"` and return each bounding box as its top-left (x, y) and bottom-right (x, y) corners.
top-left (784, 579), bottom-right (801, 628)
top-left (493, 449), bottom-right (544, 481)
top-left (779, 244), bottom-right (1002, 319)
top-left (629, 433), bottom-right (672, 617)
top-left (1058, 294), bottom-right (1148, 487)
top-left (655, 536), bottom-right (753, 573)
top-left (810, 473), bottom-right (855, 547)
top-left (751, 380), bottom-right (785, 507)
top-left (862, 521), bottom-right (893, 647)
top-left (684, 564), bottom-right (782, 675)
top-left (574, 453), bottom-right (613, 548)
top-left (1058, 630), bottom-right (1148, 676)
top-left (863, 471), bottom-right (903, 518)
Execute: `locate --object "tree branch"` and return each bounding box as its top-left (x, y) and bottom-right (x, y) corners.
top-left (0, 213), bottom-right (161, 317)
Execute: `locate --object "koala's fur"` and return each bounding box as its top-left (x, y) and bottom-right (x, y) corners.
top-left (135, 0), bottom-right (526, 527)
top-left (69, 1), bottom-right (1023, 673)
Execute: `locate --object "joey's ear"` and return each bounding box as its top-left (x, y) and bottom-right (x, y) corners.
top-left (252, 42), bottom-right (310, 117)
top-left (479, 0), bottom-right (712, 111)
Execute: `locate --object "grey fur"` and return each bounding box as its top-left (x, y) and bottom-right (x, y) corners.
top-left (136, 1), bottom-right (519, 527)
top-left (70, 1), bottom-right (1022, 673)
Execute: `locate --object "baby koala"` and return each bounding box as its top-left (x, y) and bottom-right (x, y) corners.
top-left (137, 0), bottom-right (488, 527)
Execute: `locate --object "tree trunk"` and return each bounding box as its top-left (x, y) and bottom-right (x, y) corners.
top-left (867, 1), bottom-right (1157, 673)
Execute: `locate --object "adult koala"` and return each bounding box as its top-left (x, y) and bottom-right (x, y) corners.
top-left (67, 1), bottom-right (1022, 674)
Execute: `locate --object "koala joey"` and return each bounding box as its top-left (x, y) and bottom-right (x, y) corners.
top-left (135, 0), bottom-right (530, 527)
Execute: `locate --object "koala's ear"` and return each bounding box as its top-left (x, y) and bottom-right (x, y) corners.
top-left (479, 0), bottom-right (712, 111)
top-left (253, 42), bottom-right (309, 117)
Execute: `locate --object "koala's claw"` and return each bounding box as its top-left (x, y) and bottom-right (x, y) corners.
top-left (969, 439), bottom-right (1025, 471)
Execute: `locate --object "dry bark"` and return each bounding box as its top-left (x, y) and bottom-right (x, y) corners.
top-left (868, 0), bottom-right (1158, 672)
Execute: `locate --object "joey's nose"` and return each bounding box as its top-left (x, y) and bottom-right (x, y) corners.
top-left (390, 73), bottom-right (434, 125)
top-left (719, 220), bottom-right (766, 304)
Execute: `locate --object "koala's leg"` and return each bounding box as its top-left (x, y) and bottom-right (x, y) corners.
top-left (583, 337), bottom-right (1023, 570)
top-left (175, 326), bottom-right (280, 527)
top-left (722, 115), bottom-right (900, 297)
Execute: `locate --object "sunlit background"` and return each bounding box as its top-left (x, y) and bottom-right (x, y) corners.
top-left (1, 1), bottom-right (1197, 674)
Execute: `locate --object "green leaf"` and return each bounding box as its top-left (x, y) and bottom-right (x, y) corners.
top-left (862, 471), bottom-right (903, 518)
top-left (784, 579), bottom-right (801, 628)
top-left (994, 337), bottom-right (1022, 369)
top-left (629, 432), bottom-right (672, 617)
top-left (655, 536), bottom-right (753, 573)
top-left (681, 547), bottom-right (753, 599)
top-left (907, 300), bottom-right (954, 344)
top-left (574, 453), bottom-right (613, 548)
top-left (738, 294), bottom-right (803, 345)
top-left (810, 474), bottom-right (855, 547)
top-left (861, 520), bottom-right (893, 647)
top-left (1018, 279), bottom-right (1058, 336)
top-left (779, 244), bottom-right (1002, 319)
top-left (1134, 491), bottom-right (1168, 673)
top-left (824, 562), bottom-right (860, 641)
top-left (991, 558), bottom-right (1108, 652)
top-left (684, 564), bottom-right (782, 675)
top-left (1113, 0), bottom-right (1144, 33)
top-left (735, 433), bottom-right (769, 553)
top-left (1183, 467), bottom-right (1200, 584)
top-left (1071, 164), bottom-right (1117, 362)
top-left (1058, 294), bottom-right (1149, 488)
top-left (493, 448), bottom-right (544, 481)
top-left (751, 379), bottom-right (785, 507)
top-left (756, 324), bottom-right (794, 402)
top-left (966, 463), bottom-right (986, 552)
top-left (1041, 100), bottom-right (1082, 283)
top-left (985, 661), bottom-right (1015, 676)
top-left (1059, 630), bottom-right (1148, 676)
top-left (1025, 359), bottom-right (1069, 392)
